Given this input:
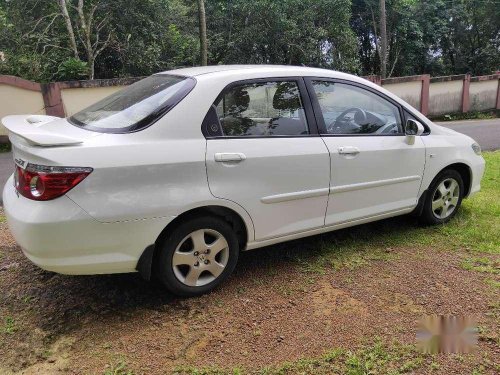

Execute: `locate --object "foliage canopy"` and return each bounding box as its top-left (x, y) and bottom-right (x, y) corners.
top-left (0, 0), bottom-right (498, 81)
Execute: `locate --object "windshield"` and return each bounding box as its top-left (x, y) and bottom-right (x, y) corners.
top-left (69, 74), bottom-right (196, 133)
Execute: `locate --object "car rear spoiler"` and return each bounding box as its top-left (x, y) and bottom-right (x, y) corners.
top-left (2, 115), bottom-right (84, 147)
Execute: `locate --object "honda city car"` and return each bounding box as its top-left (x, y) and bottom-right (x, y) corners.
top-left (2, 65), bottom-right (485, 296)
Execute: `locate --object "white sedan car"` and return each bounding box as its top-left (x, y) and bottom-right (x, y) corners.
top-left (2, 65), bottom-right (485, 296)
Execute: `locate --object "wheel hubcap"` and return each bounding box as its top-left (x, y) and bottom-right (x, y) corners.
top-left (432, 178), bottom-right (460, 219)
top-left (172, 229), bottom-right (229, 287)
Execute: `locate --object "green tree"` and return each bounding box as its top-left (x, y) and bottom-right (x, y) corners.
top-left (0, 0), bottom-right (199, 80)
top-left (439, 0), bottom-right (499, 75)
top-left (0, 0), bottom-right (498, 81)
top-left (351, 0), bottom-right (499, 77)
top-left (206, 0), bottom-right (360, 72)
top-left (0, 0), bottom-right (69, 81)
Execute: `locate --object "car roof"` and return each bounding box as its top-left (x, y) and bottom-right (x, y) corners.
top-left (159, 64), bottom-right (342, 78)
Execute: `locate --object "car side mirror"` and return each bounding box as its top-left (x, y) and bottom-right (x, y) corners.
top-left (405, 119), bottom-right (425, 145)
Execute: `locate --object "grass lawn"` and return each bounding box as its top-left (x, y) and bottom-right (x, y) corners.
top-left (298, 150), bottom-right (499, 267)
top-left (430, 109), bottom-right (499, 122)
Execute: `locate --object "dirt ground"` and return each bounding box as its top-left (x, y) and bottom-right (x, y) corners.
top-left (0, 208), bottom-right (499, 374)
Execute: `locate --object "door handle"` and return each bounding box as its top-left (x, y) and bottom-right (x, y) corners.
top-left (214, 152), bottom-right (246, 162)
top-left (338, 146), bottom-right (360, 155)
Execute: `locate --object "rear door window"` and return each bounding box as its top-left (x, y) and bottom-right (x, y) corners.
top-left (214, 80), bottom-right (310, 136)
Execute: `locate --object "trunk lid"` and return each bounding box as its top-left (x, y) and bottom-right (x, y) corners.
top-left (2, 114), bottom-right (104, 171)
top-left (2, 115), bottom-right (102, 147)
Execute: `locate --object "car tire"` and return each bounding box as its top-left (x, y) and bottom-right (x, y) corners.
top-left (420, 169), bottom-right (464, 225)
top-left (156, 216), bottom-right (239, 297)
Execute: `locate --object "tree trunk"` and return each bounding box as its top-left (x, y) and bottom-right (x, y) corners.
top-left (197, 0), bottom-right (208, 66)
top-left (379, 0), bottom-right (388, 78)
top-left (77, 0), bottom-right (94, 79)
top-left (89, 58), bottom-right (95, 80)
top-left (58, 0), bottom-right (79, 59)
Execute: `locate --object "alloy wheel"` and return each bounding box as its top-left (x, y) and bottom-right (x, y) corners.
top-left (431, 178), bottom-right (460, 219)
top-left (172, 229), bottom-right (230, 287)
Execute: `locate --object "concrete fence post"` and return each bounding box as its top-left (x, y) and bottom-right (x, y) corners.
top-left (40, 82), bottom-right (65, 117)
top-left (420, 75), bottom-right (430, 116)
top-left (362, 75), bottom-right (382, 85)
top-left (462, 74), bottom-right (471, 113)
top-left (496, 72), bottom-right (500, 110)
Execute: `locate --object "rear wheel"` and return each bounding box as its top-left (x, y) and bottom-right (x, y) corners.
top-left (420, 169), bottom-right (464, 225)
top-left (156, 216), bottom-right (239, 296)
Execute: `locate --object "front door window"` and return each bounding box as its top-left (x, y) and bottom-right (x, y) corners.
top-left (311, 81), bottom-right (403, 135)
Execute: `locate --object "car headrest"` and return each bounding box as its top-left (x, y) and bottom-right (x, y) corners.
top-left (225, 87), bottom-right (250, 115)
top-left (273, 82), bottom-right (302, 111)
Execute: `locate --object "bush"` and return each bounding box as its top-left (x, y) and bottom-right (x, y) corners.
top-left (55, 58), bottom-right (88, 81)
top-left (0, 52), bottom-right (55, 82)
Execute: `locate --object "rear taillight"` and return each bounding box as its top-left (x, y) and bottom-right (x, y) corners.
top-left (14, 163), bottom-right (92, 201)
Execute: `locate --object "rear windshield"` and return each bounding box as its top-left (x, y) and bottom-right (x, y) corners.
top-left (69, 74), bottom-right (196, 133)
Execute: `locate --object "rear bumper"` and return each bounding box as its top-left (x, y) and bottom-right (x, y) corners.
top-left (2, 176), bottom-right (173, 275)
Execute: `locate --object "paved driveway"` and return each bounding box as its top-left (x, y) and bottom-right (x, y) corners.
top-left (435, 118), bottom-right (500, 151)
top-left (0, 152), bottom-right (12, 205)
top-left (0, 118), bottom-right (498, 205)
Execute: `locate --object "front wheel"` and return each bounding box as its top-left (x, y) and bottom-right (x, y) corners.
top-left (420, 169), bottom-right (464, 225)
top-left (156, 216), bottom-right (239, 297)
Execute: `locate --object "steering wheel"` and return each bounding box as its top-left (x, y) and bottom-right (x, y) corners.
top-left (328, 107), bottom-right (367, 134)
top-left (375, 122), bottom-right (398, 135)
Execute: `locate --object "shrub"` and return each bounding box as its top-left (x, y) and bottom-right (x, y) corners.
top-left (55, 58), bottom-right (88, 81)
